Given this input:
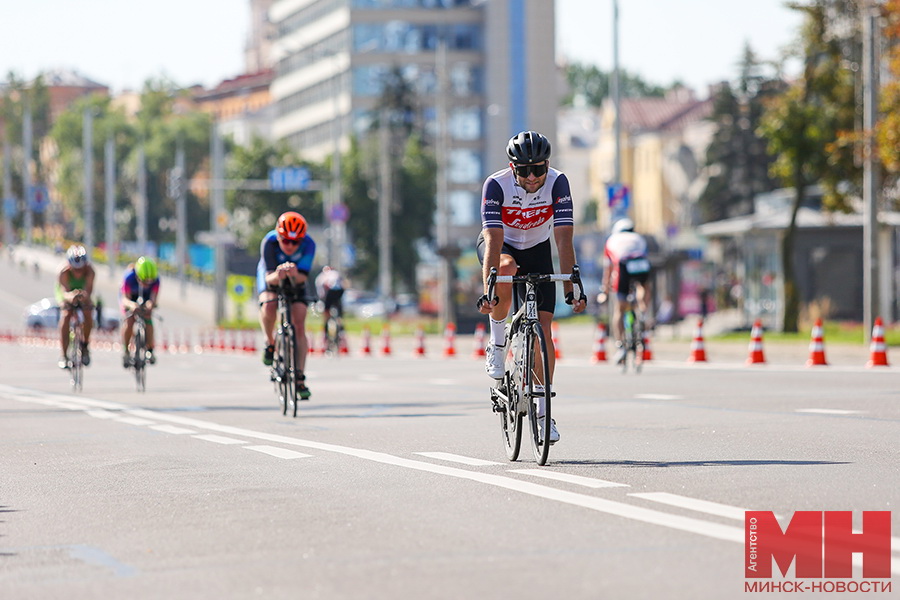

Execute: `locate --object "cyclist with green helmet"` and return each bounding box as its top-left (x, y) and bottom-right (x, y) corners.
top-left (120, 256), bottom-right (160, 367)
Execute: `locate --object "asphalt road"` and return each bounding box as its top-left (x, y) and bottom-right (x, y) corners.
top-left (1, 249), bottom-right (898, 599)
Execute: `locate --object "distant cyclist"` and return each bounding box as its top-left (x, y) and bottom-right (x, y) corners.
top-left (598, 218), bottom-right (652, 365)
top-left (315, 265), bottom-right (345, 320)
top-left (258, 211), bottom-right (316, 400)
top-left (56, 245), bottom-right (95, 369)
top-left (476, 130), bottom-right (587, 444)
top-left (121, 257), bottom-right (161, 367)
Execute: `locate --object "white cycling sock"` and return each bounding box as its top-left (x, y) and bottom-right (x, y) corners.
top-left (490, 318), bottom-right (506, 346)
top-left (534, 385), bottom-right (546, 417)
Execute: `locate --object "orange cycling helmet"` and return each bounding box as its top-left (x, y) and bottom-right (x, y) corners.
top-left (276, 211), bottom-right (307, 241)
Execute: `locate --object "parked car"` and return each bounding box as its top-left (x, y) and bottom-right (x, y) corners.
top-left (24, 297), bottom-right (120, 331)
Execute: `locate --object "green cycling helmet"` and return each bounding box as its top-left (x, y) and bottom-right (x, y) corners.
top-left (135, 256), bottom-right (158, 281)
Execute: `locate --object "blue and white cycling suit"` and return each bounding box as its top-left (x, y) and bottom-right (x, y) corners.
top-left (256, 230), bottom-right (316, 303)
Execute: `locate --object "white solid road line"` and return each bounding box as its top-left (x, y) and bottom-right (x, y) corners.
top-left (115, 417), bottom-right (157, 426)
top-left (7, 383), bottom-right (900, 575)
top-left (0, 385), bottom-right (744, 545)
top-left (796, 408), bottom-right (862, 415)
top-left (629, 492), bottom-right (749, 521)
top-left (510, 469), bottom-right (630, 489)
top-left (244, 445), bottom-right (313, 460)
top-left (414, 452), bottom-right (502, 466)
top-left (635, 394), bottom-right (683, 401)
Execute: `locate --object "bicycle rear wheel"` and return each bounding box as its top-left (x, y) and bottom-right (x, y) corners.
top-left (133, 325), bottom-right (146, 392)
top-left (634, 320), bottom-right (644, 374)
top-left (526, 323), bottom-right (553, 465)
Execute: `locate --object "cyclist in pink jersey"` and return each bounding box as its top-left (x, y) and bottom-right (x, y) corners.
top-left (476, 131), bottom-right (587, 444)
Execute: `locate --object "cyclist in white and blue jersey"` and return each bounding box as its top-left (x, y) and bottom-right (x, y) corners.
top-left (257, 211), bottom-right (316, 399)
top-left (476, 130), bottom-right (587, 444)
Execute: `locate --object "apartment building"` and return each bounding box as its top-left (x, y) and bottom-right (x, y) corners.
top-left (269, 0), bottom-right (557, 231)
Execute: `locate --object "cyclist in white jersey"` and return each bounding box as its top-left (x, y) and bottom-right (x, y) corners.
top-left (476, 130), bottom-right (587, 444)
top-left (598, 217), bottom-right (652, 364)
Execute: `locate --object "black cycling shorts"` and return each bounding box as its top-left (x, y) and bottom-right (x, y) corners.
top-left (261, 282), bottom-right (309, 306)
top-left (476, 233), bottom-right (556, 314)
top-left (615, 257), bottom-right (651, 297)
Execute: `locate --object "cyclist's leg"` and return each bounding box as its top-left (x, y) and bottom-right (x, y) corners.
top-left (81, 300), bottom-right (94, 344)
top-left (121, 312), bottom-right (135, 366)
top-left (537, 310), bottom-right (554, 387)
top-left (59, 307), bottom-right (72, 358)
top-left (259, 290), bottom-right (277, 345)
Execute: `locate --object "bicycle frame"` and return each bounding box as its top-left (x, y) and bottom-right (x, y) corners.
top-left (129, 301), bottom-right (149, 392)
top-left (621, 289), bottom-right (645, 374)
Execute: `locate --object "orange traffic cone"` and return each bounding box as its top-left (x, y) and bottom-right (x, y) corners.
top-left (380, 324), bottom-right (392, 356)
top-left (338, 329), bottom-right (350, 355)
top-left (746, 319), bottom-right (766, 365)
top-left (591, 322), bottom-right (607, 363)
top-left (806, 319), bottom-right (828, 366)
top-left (359, 326), bottom-right (372, 357)
top-left (413, 326), bottom-right (427, 357)
top-left (866, 317), bottom-right (889, 367)
top-left (641, 330), bottom-right (653, 361)
top-left (472, 323), bottom-right (487, 358)
top-left (443, 322), bottom-right (457, 357)
top-left (688, 318), bottom-right (708, 362)
top-left (551, 322), bottom-right (563, 359)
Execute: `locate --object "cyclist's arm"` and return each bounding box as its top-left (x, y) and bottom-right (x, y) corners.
top-left (553, 225), bottom-right (577, 296)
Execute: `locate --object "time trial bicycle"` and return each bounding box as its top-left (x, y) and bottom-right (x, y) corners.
top-left (125, 300), bottom-right (151, 392)
top-left (268, 282), bottom-right (309, 417)
top-left (620, 289), bottom-right (646, 374)
top-left (486, 266), bottom-right (585, 466)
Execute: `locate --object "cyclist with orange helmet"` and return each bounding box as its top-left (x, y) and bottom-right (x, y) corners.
top-left (120, 256), bottom-right (161, 367)
top-left (257, 211), bottom-right (316, 399)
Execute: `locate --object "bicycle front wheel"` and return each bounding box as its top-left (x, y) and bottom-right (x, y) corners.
top-left (500, 331), bottom-right (526, 460)
top-left (133, 326), bottom-right (146, 392)
top-left (69, 326), bottom-right (83, 392)
top-left (526, 323), bottom-right (553, 466)
top-left (275, 325), bottom-right (297, 416)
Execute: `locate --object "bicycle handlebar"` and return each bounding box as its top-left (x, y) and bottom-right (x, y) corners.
top-left (485, 265), bottom-right (586, 306)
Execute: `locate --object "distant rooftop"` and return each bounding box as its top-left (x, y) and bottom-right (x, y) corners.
top-left (35, 69), bottom-right (107, 89)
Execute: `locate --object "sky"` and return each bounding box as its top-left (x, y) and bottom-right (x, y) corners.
top-left (0, 0), bottom-right (803, 94)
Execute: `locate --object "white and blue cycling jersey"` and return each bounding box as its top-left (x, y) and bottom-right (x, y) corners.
top-left (480, 167), bottom-right (575, 250)
top-left (255, 230), bottom-right (316, 294)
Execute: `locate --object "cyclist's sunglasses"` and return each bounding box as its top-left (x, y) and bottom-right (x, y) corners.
top-left (279, 237), bottom-right (300, 247)
top-left (513, 162), bottom-right (548, 178)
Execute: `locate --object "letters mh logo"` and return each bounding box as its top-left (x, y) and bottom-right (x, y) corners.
top-left (745, 511), bottom-right (892, 579)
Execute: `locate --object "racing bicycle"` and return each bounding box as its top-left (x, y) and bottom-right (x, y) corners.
top-left (620, 290), bottom-right (645, 374)
top-left (486, 266), bottom-right (585, 466)
top-left (126, 300), bottom-right (151, 392)
top-left (65, 305), bottom-right (87, 392)
top-left (269, 282), bottom-right (308, 417)
top-left (323, 305), bottom-right (344, 356)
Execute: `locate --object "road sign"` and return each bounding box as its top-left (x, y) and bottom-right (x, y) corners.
top-left (227, 274), bottom-right (255, 303)
top-left (328, 203), bottom-right (350, 223)
top-left (29, 185), bottom-right (49, 213)
top-left (269, 167), bottom-right (311, 192)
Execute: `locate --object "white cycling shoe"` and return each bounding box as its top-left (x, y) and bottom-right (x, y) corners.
top-left (538, 416), bottom-right (560, 444)
top-left (485, 343), bottom-right (505, 379)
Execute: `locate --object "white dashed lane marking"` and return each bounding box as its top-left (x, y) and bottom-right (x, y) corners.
top-left (796, 408), bottom-right (862, 415)
top-left (414, 452), bottom-right (502, 466)
top-left (628, 492), bottom-right (749, 521)
top-left (192, 434), bottom-right (246, 445)
top-left (244, 445), bottom-right (312, 460)
top-left (150, 424), bottom-right (197, 435)
top-left (510, 469), bottom-right (630, 489)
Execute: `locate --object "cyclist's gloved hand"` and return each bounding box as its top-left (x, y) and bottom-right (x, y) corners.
top-left (565, 291), bottom-right (588, 305)
top-left (476, 294), bottom-right (498, 311)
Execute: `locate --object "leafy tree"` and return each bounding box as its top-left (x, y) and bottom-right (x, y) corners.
top-left (758, 0), bottom-right (859, 332)
top-left (342, 66), bottom-right (436, 292)
top-left (561, 61), bottom-right (666, 107)
top-left (225, 136), bottom-right (320, 255)
top-left (698, 45), bottom-right (783, 222)
top-left (876, 0), bottom-right (900, 209)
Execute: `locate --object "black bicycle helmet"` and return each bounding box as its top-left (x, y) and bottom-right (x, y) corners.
top-left (506, 130), bottom-right (552, 164)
